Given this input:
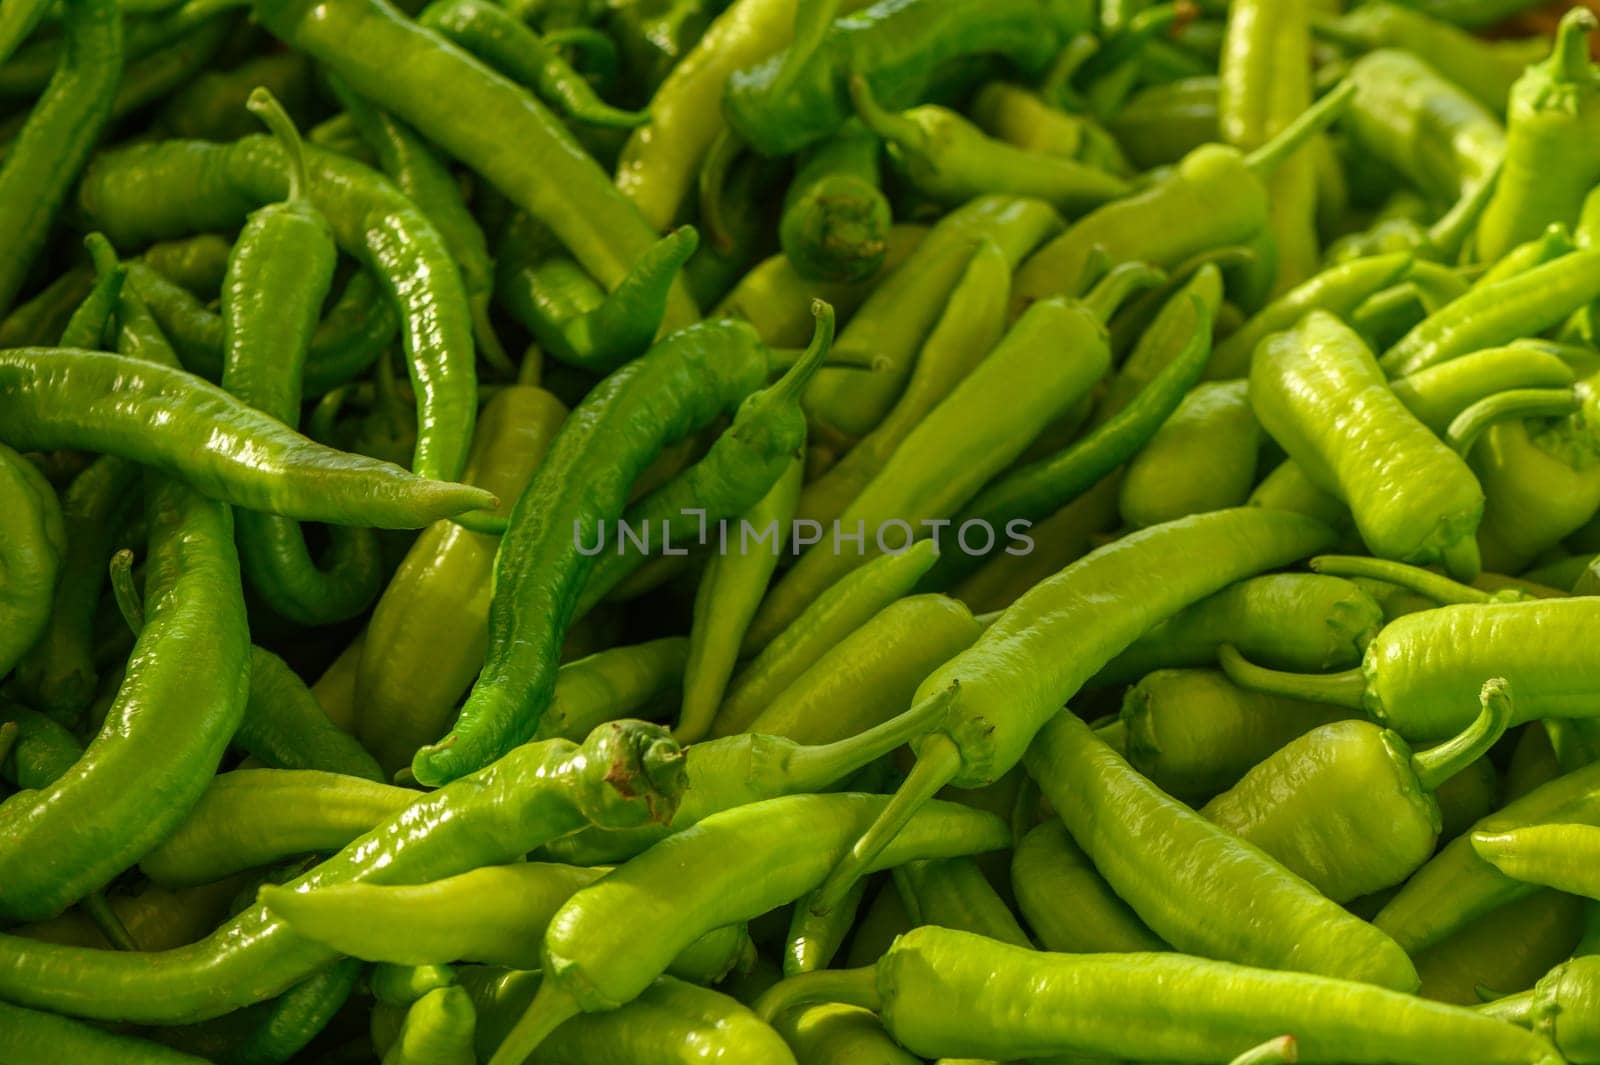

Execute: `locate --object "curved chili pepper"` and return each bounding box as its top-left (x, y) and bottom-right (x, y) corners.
top-left (252, 0), bottom-right (695, 326)
top-left (414, 319), bottom-right (771, 784)
top-left (1011, 818), bottom-right (1165, 953)
top-left (487, 793), bottom-right (1009, 1063)
top-left (530, 637), bottom-right (690, 743)
top-left (1481, 952), bottom-right (1600, 1064)
top-left (972, 80), bottom-right (1132, 175)
top-left (0, 999), bottom-right (209, 1064)
top-left (0, 349), bottom-right (493, 528)
top-left (1119, 379), bottom-right (1262, 527)
top-left (80, 135), bottom-right (482, 482)
top-left (157, 959), bottom-right (365, 1064)
top-left (1250, 310), bottom-right (1484, 578)
top-left (0, 721), bottom-right (685, 1023)
top-left (358, 386), bottom-right (566, 774)
top-left (0, 471), bottom-right (250, 923)
top-left (752, 926), bottom-right (1559, 1063)
top-left (1478, 10), bottom-right (1600, 263)
top-left (848, 74), bottom-right (1131, 214)
top-left (772, 1001), bottom-right (915, 1065)
top-left (0, 0), bottom-right (120, 315)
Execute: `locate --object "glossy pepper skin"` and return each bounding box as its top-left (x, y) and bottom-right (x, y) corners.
top-left (1477, 10), bottom-right (1600, 263)
top-left (0, 722), bottom-right (685, 1024)
top-left (1200, 678), bottom-right (1511, 903)
top-left (1025, 711), bottom-right (1418, 990)
top-left (1249, 310), bottom-right (1484, 579)
top-left (251, 0), bottom-right (696, 328)
top-left (0, 475), bottom-right (250, 923)
top-left (751, 926), bottom-right (1559, 1064)
top-left (415, 320), bottom-right (771, 785)
top-left (1482, 954), bottom-right (1600, 1064)
top-left (1010, 819), bottom-right (1165, 953)
top-left (1118, 379), bottom-right (1261, 528)
top-left (722, 0), bottom-right (1089, 158)
top-left (0, 443), bottom-right (64, 680)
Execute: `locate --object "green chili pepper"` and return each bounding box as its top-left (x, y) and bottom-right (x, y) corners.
top-left (796, 236), bottom-right (1009, 529)
top-left (1200, 676), bottom-right (1511, 903)
top-left (0, 349), bottom-right (494, 528)
top-left (755, 265), bottom-right (1158, 641)
top-left (777, 119), bottom-right (891, 283)
top-left (157, 958), bottom-right (366, 1064)
top-left (848, 74), bottom-right (1130, 214)
top-left (1026, 711), bottom-right (1418, 988)
top-left (784, 877), bottom-right (867, 977)
top-left (252, 0), bottom-right (696, 328)
top-left (805, 194), bottom-right (1061, 443)
top-left (715, 538), bottom-right (938, 733)
top-left (213, 88), bottom-right (384, 627)
top-left (1119, 667), bottom-right (1349, 802)
top-left (771, 1001), bottom-right (916, 1065)
top-left (894, 855), bottom-right (1029, 947)
top-left (1320, 4), bottom-right (1547, 113)
top-left (417, 0), bottom-right (647, 130)
top-left (0, 444), bottom-right (63, 681)
top-left (235, 648), bottom-right (385, 781)
top-left (375, 984), bottom-right (475, 1065)
top-left (0, 0), bottom-right (120, 315)
top-left (1341, 49), bottom-right (1504, 219)
top-left (753, 925), bottom-right (1560, 1063)
top-left (260, 862), bottom-right (749, 983)
top-left (813, 507), bottom-right (1335, 915)
top-left (531, 637), bottom-right (691, 743)
top-left (0, 704), bottom-right (82, 791)
top-left (80, 136), bottom-right (483, 483)
top-left (1416, 889), bottom-right (1587, 1007)
top-left (332, 80), bottom-right (511, 379)
top-left (1207, 253), bottom-right (1415, 380)
top-left (1117, 380), bottom-right (1262, 527)
top-left (0, 267), bottom-right (96, 348)
top-left (487, 793), bottom-right (1008, 1062)
top-left (1011, 818), bottom-right (1165, 953)
top-left (971, 80), bottom-right (1131, 175)
top-left (415, 319), bottom-right (772, 784)
top-left (1094, 573), bottom-right (1382, 686)
top-left (722, 0), bottom-right (1087, 158)
top-left (464, 969), bottom-right (799, 1065)
top-left (0, 468), bottom-right (250, 923)
top-left (1481, 953), bottom-right (1600, 1064)
top-left (137, 769), bottom-right (413, 886)
top-left (1221, 0), bottom-right (1318, 295)
top-left (1372, 0), bottom-right (1549, 30)
top-left (1106, 75), bottom-right (1219, 168)
top-left (155, 51), bottom-right (314, 141)
top-left (1477, 10), bottom-right (1600, 263)
top-left (0, 721), bottom-right (684, 1023)
top-left (1250, 310), bottom-right (1484, 578)
top-left (573, 303), bottom-right (834, 613)
top-left (1012, 80), bottom-right (1354, 306)
top-left (358, 386), bottom-right (566, 774)
top-left (676, 458), bottom-right (802, 742)
top-left (1473, 823), bottom-right (1600, 902)
top-left (0, 999), bottom-right (211, 1065)
top-left (1389, 344), bottom-right (1577, 433)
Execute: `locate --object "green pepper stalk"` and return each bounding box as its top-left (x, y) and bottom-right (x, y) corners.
top-left (848, 74), bottom-right (1130, 215)
top-left (1480, 953), bottom-right (1600, 1065)
top-left (1477, 9), bottom-right (1600, 263)
top-left (753, 925), bottom-right (1559, 1063)
top-left (779, 119), bottom-right (892, 283)
top-left (1201, 676), bottom-right (1512, 902)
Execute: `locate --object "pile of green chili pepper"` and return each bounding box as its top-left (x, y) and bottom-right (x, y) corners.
top-left (10, 0), bottom-right (1600, 1062)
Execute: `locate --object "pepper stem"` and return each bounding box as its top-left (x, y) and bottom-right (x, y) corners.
top-left (1309, 555), bottom-right (1500, 605)
top-left (83, 232), bottom-right (119, 279)
top-left (769, 0), bottom-right (841, 99)
top-left (108, 548), bottom-right (144, 634)
top-left (1475, 987), bottom-right (1535, 1026)
top-left (1427, 159), bottom-right (1503, 261)
top-left (752, 966), bottom-right (881, 1023)
top-left (1411, 678), bottom-right (1513, 793)
top-left (1073, 245), bottom-right (1113, 298)
top-left (1245, 80), bottom-right (1356, 179)
top-left (761, 299), bottom-right (835, 408)
top-left (807, 731), bottom-right (965, 917)
top-left (1083, 261), bottom-right (1167, 322)
top-left (248, 87), bottom-right (310, 203)
top-left (1229, 1036), bottom-right (1299, 1065)
top-left (848, 74), bottom-right (931, 157)
top-left (783, 682), bottom-right (958, 793)
top-left (696, 131), bottom-right (744, 253)
top-left (80, 891), bottom-right (139, 951)
top-left (1446, 387), bottom-right (1579, 457)
top-left (1545, 7), bottom-right (1597, 85)
top-left (485, 977), bottom-right (581, 1065)
top-left (1218, 644), bottom-right (1368, 711)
